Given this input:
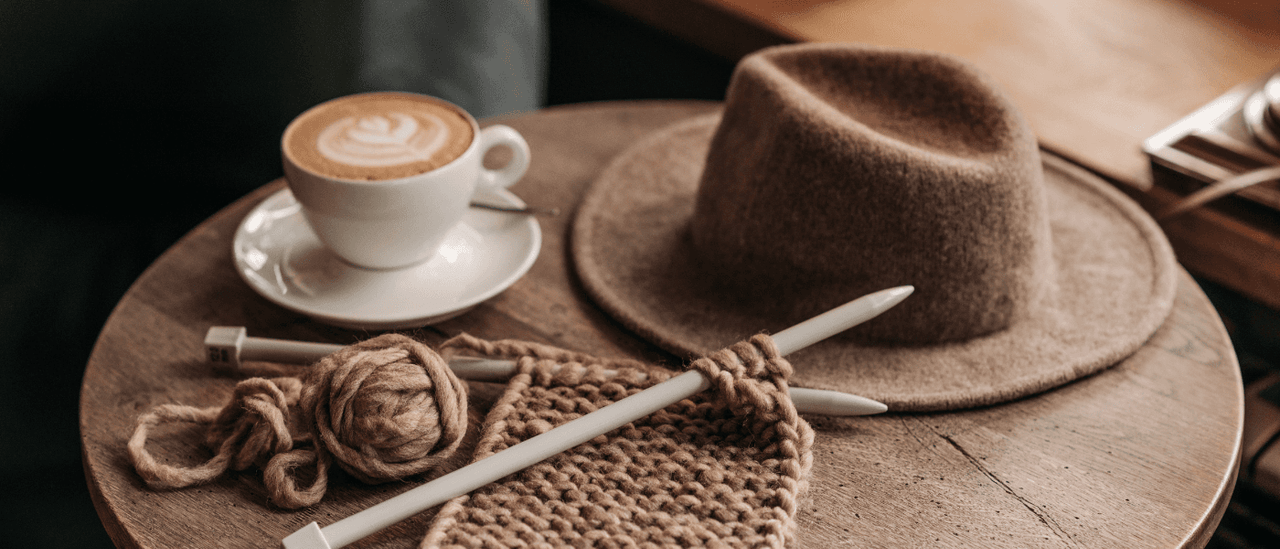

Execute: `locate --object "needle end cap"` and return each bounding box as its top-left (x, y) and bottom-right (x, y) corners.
top-left (204, 326), bottom-right (247, 366)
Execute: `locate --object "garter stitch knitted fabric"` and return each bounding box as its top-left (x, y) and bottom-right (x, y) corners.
top-left (422, 333), bottom-right (815, 548)
top-left (128, 333), bottom-right (468, 509)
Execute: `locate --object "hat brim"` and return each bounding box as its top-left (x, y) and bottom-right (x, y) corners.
top-left (571, 114), bottom-right (1178, 412)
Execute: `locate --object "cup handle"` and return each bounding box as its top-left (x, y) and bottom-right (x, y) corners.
top-left (474, 125), bottom-right (531, 191)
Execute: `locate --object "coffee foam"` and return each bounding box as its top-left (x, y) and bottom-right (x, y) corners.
top-left (285, 93), bottom-right (474, 181)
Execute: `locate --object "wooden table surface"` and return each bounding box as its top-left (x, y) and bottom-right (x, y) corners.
top-left (81, 101), bottom-right (1243, 548)
top-left (598, 0), bottom-right (1280, 313)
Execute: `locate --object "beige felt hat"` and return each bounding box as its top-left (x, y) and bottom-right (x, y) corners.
top-left (571, 43), bottom-right (1177, 412)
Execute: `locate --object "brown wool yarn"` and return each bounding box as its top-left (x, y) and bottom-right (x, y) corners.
top-left (128, 333), bottom-right (468, 509)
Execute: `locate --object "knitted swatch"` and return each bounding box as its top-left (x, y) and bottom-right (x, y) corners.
top-left (423, 333), bottom-right (815, 548)
top-left (128, 333), bottom-right (468, 508)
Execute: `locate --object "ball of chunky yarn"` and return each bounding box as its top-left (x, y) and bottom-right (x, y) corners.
top-left (302, 333), bottom-right (469, 483)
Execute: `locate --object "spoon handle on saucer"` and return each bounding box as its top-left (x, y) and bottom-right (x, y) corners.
top-left (469, 201), bottom-right (560, 216)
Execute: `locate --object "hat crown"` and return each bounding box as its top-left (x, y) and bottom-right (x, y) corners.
top-left (691, 44), bottom-right (1053, 343)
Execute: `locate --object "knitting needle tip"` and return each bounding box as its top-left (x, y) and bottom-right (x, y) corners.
top-left (772, 285), bottom-right (913, 355)
top-left (799, 388), bottom-right (888, 416)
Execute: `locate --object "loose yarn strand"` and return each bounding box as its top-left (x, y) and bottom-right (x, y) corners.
top-left (263, 447), bottom-right (332, 509)
top-left (128, 376), bottom-right (301, 491)
top-left (128, 404), bottom-right (226, 489)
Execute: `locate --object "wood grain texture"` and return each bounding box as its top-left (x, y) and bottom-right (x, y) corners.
top-left (81, 101), bottom-right (1241, 548)
top-left (599, 0), bottom-right (1280, 381)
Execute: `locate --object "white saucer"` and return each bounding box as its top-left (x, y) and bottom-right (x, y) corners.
top-left (233, 187), bottom-right (541, 329)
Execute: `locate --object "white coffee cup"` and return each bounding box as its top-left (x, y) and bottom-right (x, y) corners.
top-left (281, 92), bottom-right (531, 270)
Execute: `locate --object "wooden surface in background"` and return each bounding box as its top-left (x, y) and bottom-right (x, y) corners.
top-left (82, 102), bottom-right (1241, 548)
top-left (598, 0), bottom-right (1280, 311)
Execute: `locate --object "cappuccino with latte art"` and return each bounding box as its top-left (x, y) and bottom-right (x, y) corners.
top-left (284, 93), bottom-right (474, 181)
top-left (281, 92), bottom-right (531, 269)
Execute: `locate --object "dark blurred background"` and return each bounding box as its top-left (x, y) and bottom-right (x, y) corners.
top-left (0, 1), bottom-right (1276, 547)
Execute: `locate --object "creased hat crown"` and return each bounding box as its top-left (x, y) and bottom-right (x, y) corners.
top-left (692, 44), bottom-right (1054, 343)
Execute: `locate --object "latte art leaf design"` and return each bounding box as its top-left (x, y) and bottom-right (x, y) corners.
top-left (317, 112), bottom-right (452, 167)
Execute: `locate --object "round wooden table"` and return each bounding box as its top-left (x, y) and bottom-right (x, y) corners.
top-left (81, 101), bottom-right (1243, 548)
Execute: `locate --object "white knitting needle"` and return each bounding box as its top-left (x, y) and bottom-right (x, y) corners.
top-left (282, 285), bottom-right (911, 549)
top-left (203, 327), bottom-right (887, 417)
